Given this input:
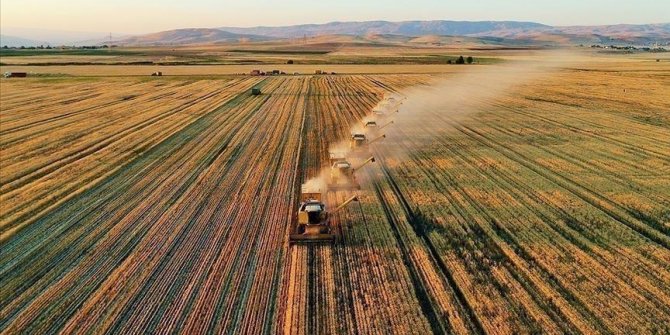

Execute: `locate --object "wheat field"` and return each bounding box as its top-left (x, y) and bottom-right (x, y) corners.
top-left (1, 54), bottom-right (669, 334)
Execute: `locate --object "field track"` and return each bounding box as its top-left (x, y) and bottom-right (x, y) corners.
top-left (1, 65), bottom-right (669, 334)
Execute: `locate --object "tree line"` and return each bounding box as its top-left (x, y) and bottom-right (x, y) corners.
top-left (447, 56), bottom-right (474, 64)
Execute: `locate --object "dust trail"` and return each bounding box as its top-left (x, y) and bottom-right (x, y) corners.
top-left (312, 51), bottom-right (586, 193)
top-left (374, 51), bottom-right (588, 163)
top-left (302, 169), bottom-right (329, 193)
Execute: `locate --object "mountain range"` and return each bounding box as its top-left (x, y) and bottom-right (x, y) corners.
top-left (1, 34), bottom-right (46, 47)
top-left (3, 21), bottom-right (669, 47)
top-left (123, 21), bottom-right (670, 46)
top-left (218, 20), bottom-right (550, 38)
top-left (117, 29), bottom-right (273, 46)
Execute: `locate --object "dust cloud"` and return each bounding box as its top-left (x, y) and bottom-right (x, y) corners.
top-left (312, 50), bottom-right (587, 193)
top-left (302, 170), bottom-right (328, 193)
top-left (374, 50), bottom-right (587, 161)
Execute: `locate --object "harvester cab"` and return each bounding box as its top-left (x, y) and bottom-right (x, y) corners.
top-left (350, 133), bottom-right (367, 149)
top-left (329, 152), bottom-right (347, 165)
top-left (329, 160), bottom-right (354, 190)
top-left (290, 185), bottom-right (359, 245)
top-left (300, 198), bottom-right (326, 225)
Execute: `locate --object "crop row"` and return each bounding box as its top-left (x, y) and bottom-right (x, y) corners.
top-left (366, 68), bottom-right (670, 333)
top-left (2, 69), bottom-right (667, 334)
top-left (0, 77), bottom-right (261, 239)
top-left (1, 76), bottom-right (302, 333)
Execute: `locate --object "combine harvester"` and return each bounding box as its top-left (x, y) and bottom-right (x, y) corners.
top-left (373, 95), bottom-right (405, 116)
top-left (289, 185), bottom-right (359, 244)
top-left (373, 106), bottom-right (400, 117)
top-left (365, 119), bottom-right (394, 134)
top-left (288, 93), bottom-right (403, 246)
top-left (328, 154), bottom-right (376, 190)
top-left (350, 133), bottom-right (386, 158)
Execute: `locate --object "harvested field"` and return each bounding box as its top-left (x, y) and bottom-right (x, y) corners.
top-left (1, 57), bottom-right (669, 334)
top-left (0, 64), bottom-right (471, 77)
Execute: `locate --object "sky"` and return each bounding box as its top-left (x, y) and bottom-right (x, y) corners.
top-left (1, 0), bottom-right (669, 35)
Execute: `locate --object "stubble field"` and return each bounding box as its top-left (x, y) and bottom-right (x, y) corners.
top-left (1, 53), bottom-right (669, 334)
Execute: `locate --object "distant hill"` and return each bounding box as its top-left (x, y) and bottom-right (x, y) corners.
top-left (218, 20), bottom-right (550, 38)
top-left (116, 28), bottom-right (275, 46)
top-left (1, 27), bottom-right (123, 46)
top-left (0, 34), bottom-right (47, 47)
top-left (552, 23), bottom-right (670, 38)
top-left (475, 23), bottom-right (670, 45)
top-left (124, 21), bottom-right (669, 47)
top-left (216, 21), bottom-right (669, 46)
top-left (7, 21), bottom-right (668, 47)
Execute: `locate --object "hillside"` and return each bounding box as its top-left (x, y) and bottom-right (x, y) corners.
top-left (1, 34), bottom-right (47, 47)
top-left (219, 20), bottom-right (549, 38)
top-left (116, 28), bottom-right (274, 45)
top-left (9, 21), bottom-right (670, 47)
top-left (121, 21), bottom-right (669, 47)
top-left (475, 23), bottom-right (670, 45)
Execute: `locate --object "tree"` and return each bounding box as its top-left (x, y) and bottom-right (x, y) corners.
top-left (466, 56), bottom-right (474, 64)
top-left (456, 56), bottom-right (465, 64)
top-left (447, 60), bottom-right (452, 64)
top-left (287, 59), bottom-right (294, 64)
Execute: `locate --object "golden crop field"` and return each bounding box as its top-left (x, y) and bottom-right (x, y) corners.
top-left (1, 52), bottom-right (669, 334)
